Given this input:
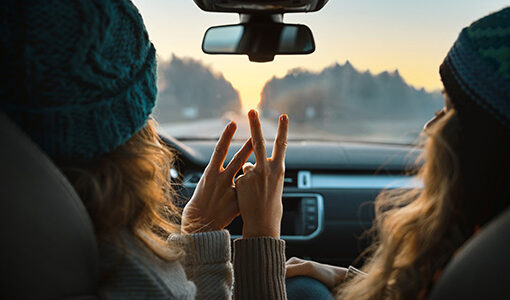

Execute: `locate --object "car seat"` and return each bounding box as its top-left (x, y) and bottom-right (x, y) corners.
top-left (0, 111), bottom-right (99, 299)
top-left (429, 206), bottom-right (510, 299)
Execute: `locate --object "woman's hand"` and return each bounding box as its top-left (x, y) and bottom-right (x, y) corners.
top-left (286, 257), bottom-right (348, 291)
top-left (182, 122), bottom-right (253, 234)
top-left (235, 110), bottom-right (289, 238)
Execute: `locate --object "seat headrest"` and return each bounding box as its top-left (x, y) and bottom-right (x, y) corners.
top-left (0, 112), bottom-right (99, 299)
top-left (428, 207), bottom-right (510, 299)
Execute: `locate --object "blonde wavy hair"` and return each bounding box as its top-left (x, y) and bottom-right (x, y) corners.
top-left (339, 103), bottom-right (510, 299)
top-left (60, 119), bottom-right (183, 261)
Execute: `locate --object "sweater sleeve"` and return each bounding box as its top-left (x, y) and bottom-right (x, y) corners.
top-left (233, 237), bottom-right (287, 300)
top-left (172, 230), bottom-right (234, 300)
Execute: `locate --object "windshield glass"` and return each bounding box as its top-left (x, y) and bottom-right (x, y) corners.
top-left (133, 0), bottom-right (507, 144)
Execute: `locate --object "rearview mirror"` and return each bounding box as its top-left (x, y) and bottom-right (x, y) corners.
top-left (202, 23), bottom-right (315, 62)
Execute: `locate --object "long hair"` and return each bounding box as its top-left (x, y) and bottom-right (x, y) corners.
top-left (339, 102), bottom-right (510, 299)
top-left (60, 119), bottom-right (183, 261)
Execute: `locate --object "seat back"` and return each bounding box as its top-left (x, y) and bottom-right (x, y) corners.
top-left (428, 207), bottom-right (510, 299)
top-left (0, 112), bottom-right (99, 299)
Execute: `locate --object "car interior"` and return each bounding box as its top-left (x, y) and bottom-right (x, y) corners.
top-left (1, 0), bottom-right (510, 299)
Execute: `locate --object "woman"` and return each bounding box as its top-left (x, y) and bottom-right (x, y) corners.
top-left (286, 6), bottom-right (510, 300)
top-left (0, 0), bottom-right (288, 299)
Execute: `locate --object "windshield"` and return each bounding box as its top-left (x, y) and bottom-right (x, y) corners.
top-left (133, 0), bottom-right (507, 144)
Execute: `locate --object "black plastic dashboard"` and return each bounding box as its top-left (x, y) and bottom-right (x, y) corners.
top-left (161, 133), bottom-right (422, 266)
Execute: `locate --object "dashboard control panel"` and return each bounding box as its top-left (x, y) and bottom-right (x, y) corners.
top-left (228, 193), bottom-right (324, 241)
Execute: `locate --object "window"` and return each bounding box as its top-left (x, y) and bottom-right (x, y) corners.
top-left (133, 0), bottom-right (507, 143)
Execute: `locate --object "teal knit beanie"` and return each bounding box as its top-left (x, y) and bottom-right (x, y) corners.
top-left (0, 0), bottom-right (157, 161)
top-left (440, 7), bottom-right (510, 131)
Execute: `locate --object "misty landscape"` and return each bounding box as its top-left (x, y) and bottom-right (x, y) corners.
top-left (260, 61), bottom-right (443, 142)
top-left (154, 56), bottom-right (443, 143)
top-left (154, 55), bottom-right (242, 124)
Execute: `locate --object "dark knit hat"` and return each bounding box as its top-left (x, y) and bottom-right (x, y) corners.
top-left (0, 0), bottom-right (157, 160)
top-left (440, 7), bottom-right (510, 131)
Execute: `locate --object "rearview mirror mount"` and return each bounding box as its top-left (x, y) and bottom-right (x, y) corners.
top-left (193, 0), bottom-right (329, 14)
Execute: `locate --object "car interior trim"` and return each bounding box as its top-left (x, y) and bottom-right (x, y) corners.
top-left (298, 171), bottom-right (423, 189)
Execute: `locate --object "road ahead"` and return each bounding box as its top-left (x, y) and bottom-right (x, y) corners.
top-left (160, 113), bottom-right (279, 140)
top-left (159, 113), bottom-right (419, 144)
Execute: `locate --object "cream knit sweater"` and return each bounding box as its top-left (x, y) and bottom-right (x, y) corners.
top-left (98, 230), bottom-right (286, 299)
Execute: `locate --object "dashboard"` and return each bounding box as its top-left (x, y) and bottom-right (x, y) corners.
top-left (162, 133), bottom-right (422, 266)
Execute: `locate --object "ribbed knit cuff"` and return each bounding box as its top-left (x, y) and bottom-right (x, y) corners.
top-left (233, 237), bottom-right (286, 300)
top-left (170, 230), bottom-right (231, 266)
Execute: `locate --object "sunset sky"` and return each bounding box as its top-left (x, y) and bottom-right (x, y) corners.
top-left (132, 0), bottom-right (508, 109)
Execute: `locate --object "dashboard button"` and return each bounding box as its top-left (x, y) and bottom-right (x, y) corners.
top-left (306, 224), bottom-right (317, 233)
top-left (303, 198), bottom-right (316, 205)
top-left (306, 206), bottom-right (317, 213)
top-left (306, 215), bottom-right (317, 222)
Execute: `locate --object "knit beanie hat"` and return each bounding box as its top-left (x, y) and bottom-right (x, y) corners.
top-left (440, 7), bottom-right (510, 131)
top-left (0, 0), bottom-right (157, 161)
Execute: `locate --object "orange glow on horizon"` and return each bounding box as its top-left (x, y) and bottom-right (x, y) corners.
top-left (238, 88), bottom-right (263, 111)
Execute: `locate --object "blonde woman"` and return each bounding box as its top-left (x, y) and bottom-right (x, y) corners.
top-left (0, 0), bottom-right (289, 299)
top-left (286, 7), bottom-right (510, 300)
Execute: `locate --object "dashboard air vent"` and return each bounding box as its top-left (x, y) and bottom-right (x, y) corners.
top-left (284, 170), bottom-right (298, 188)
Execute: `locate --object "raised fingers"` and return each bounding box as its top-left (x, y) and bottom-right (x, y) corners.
top-left (272, 114), bottom-right (289, 164)
top-left (224, 138), bottom-right (253, 179)
top-left (208, 122), bottom-right (237, 172)
top-left (248, 109), bottom-right (267, 164)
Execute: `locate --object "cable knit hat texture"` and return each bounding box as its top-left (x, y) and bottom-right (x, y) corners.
top-left (440, 7), bottom-right (510, 131)
top-left (0, 0), bottom-right (157, 160)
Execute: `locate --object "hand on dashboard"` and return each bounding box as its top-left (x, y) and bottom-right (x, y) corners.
top-left (181, 122), bottom-right (253, 234)
top-left (235, 109), bottom-right (289, 239)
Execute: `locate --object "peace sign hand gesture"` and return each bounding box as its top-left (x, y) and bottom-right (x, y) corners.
top-left (181, 122), bottom-right (253, 234)
top-left (235, 110), bottom-right (289, 238)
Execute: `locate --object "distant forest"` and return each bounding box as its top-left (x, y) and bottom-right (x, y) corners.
top-left (259, 61), bottom-right (443, 141)
top-left (154, 55), bottom-right (241, 123)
